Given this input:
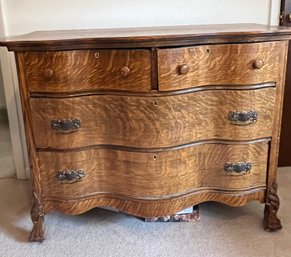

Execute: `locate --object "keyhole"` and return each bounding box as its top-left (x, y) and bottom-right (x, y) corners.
top-left (153, 155), bottom-right (157, 160)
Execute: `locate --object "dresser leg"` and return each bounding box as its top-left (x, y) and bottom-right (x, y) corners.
top-left (263, 182), bottom-right (282, 232)
top-left (29, 192), bottom-right (45, 242)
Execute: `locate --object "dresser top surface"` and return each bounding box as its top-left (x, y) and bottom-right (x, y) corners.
top-left (2, 23), bottom-right (291, 51)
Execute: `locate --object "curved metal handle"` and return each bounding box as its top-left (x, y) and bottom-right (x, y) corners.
top-left (56, 170), bottom-right (85, 184)
top-left (228, 111), bottom-right (258, 126)
top-left (51, 119), bottom-right (81, 134)
top-left (178, 64), bottom-right (190, 75)
top-left (224, 162), bottom-right (252, 175)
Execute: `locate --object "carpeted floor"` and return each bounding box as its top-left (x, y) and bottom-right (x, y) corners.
top-left (0, 168), bottom-right (290, 257)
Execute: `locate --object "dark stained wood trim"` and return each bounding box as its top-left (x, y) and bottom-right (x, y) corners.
top-left (263, 182), bottom-right (282, 231)
top-left (36, 137), bottom-right (271, 153)
top-left (30, 82), bottom-right (276, 99)
top-left (3, 36), bottom-right (291, 52)
top-left (151, 48), bottom-right (158, 90)
top-left (2, 24), bottom-right (291, 51)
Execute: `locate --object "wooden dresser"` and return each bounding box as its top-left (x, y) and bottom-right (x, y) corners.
top-left (1, 24), bottom-right (291, 242)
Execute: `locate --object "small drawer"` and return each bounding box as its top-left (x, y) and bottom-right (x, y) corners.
top-left (30, 87), bottom-right (275, 149)
top-left (38, 142), bottom-right (268, 199)
top-left (20, 49), bottom-right (152, 93)
top-left (157, 41), bottom-right (286, 91)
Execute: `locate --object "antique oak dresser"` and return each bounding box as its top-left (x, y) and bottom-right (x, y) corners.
top-left (1, 24), bottom-right (291, 242)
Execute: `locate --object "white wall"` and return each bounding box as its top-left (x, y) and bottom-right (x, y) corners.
top-left (0, 0), bottom-right (281, 107)
top-left (1, 0), bottom-right (281, 36)
top-left (0, 0), bottom-right (281, 178)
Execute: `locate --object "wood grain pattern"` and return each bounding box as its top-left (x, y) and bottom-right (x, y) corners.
top-left (42, 189), bottom-right (266, 217)
top-left (8, 26), bottom-right (291, 240)
top-left (38, 142), bottom-right (268, 199)
top-left (30, 88), bottom-right (276, 149)
top-left (158, 42), bottom-right (286, 91)
top-left (263, 182), bottom-right (282, 231)
top-left (20, 50), bottom-right (152, 93)
top-left (29, 192), bottom-right (44, 242)
top-left (265, 41), bottom-right (289, 231)
top-left (15, 53), bottom-right (45, 242)
top-left (2, 24), bottom-right (291, 51)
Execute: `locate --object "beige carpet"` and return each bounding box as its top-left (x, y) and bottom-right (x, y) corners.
top-left (0, 168), bottom-right (290, 257)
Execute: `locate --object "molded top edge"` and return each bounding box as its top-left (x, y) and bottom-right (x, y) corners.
top-left (1, 23), bottom-right (291, 51)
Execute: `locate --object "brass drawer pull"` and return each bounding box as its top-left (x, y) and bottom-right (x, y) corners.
top-left (56, 169), bottom-right (85, 184)
top-left (51, 119), bottom-right (81, 134)
top-left (177, 64), bottom-right (190, 75)
top-left (228, 111), bottom-right (258, 126)
top-left (224, 162), bottom-right (252, 175)
top-left (253, 59), bottom-right (264, 69)
top-left (120, 66), bottom-right (131, 77)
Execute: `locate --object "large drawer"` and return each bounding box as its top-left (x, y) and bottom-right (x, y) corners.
top-left (30, 87), bottom-right (276, 149)
top-left (19, 49), bottom-right (152, 93)
top-left (39, 142), bottom-right (268, 199)
top-left (158, 41), bottom-right (286, 91)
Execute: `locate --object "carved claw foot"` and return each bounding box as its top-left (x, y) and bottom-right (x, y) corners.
top-left (29, 192), bottom-right (45, 242)
top-left (263, 182), bottom-right (282, 232)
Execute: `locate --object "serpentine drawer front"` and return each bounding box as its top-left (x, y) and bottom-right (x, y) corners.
top-left (30, 87), bottom-right (275, 149)
top-left (1, 24), bottom-right (291, 242)
top-left (39, 142), bottom-right (268, 201)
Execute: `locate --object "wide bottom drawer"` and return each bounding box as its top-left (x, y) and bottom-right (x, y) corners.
top-left (38, 142), bottom-right (268, 200)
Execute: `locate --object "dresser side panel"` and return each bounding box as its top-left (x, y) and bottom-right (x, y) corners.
top-left (15, 52), bottom-right (42, 196)
top-left (268, 40), bottom-right (289, 187)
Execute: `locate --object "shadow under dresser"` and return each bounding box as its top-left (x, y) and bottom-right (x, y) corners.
top-left (1, 23), bottom-right (291, 242)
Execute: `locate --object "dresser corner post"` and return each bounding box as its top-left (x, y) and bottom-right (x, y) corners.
top-left (263, 40), bottom-right (289, 232)
top-left (29, 191), bottom-right (45, 242)
top-left (263, 182), bottom-right (282, 232)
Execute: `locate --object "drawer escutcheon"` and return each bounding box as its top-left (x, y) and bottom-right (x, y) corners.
top-left (224, 162), bottom-right (252, 175)
top-left (56, 170), bottom-right (85, 184)
top-left (51, 119), bottom-right (81, 134)
top-left (228, 111), bottom-right (258, 126)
